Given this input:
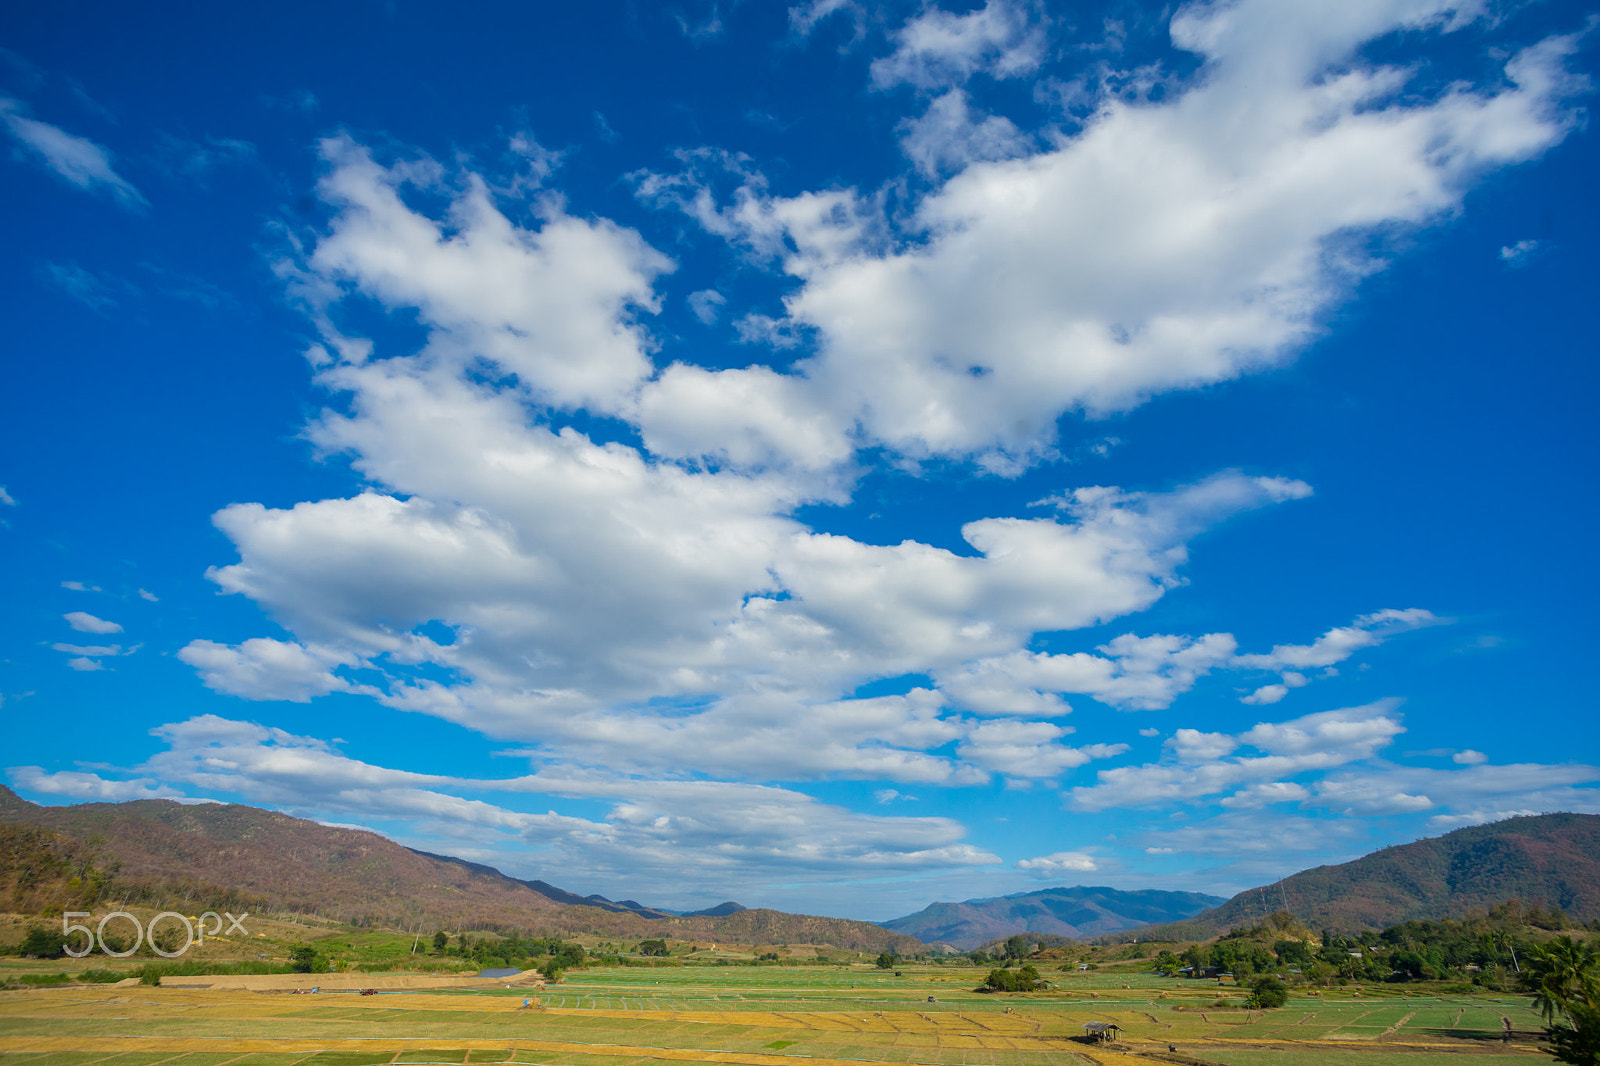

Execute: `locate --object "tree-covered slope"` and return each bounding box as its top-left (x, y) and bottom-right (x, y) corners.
top-left (1140, 813), bottom-right (1600, 938)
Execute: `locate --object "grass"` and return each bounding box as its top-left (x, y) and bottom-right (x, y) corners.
top-left (0, 962), bottom-right (1553, 1066)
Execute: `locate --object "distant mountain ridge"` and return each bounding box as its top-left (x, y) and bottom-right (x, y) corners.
top-left (1130, 813), bottom-right (1600, 939)
top-left (678, 901), bottom-right (747, 918)
top-left (880, 885), bottom-right (1226, 949)
top-left (0, 787), bottom-right (916, 952)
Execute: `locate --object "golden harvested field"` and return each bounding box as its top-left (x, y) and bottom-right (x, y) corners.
top-left (0, 965), bottom-right (1554, 1066)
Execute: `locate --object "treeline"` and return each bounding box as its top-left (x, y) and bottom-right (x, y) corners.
top-left (1149, 902), bottom-right (1597, 991)
top-left (425, 932), bottom-right (589, 979)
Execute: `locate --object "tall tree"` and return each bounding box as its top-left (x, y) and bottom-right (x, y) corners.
top-left (1524, 936), bottom-right (1600, 1066)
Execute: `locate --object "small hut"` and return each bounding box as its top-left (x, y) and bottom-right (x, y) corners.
top-left (1081, 1021), bottom-right (1122, 1043)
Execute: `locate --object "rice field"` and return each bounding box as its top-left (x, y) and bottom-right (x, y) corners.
top-left (0, 964), bottom-right (1554, 1066)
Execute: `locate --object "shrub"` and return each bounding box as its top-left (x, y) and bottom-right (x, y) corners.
top-left (289, 945), bottom-right (331, 974)
top-left (76, 969), bottom-right (124, 983)
top-left (1249, 975), bottom-right (1289, 1009)
top-left (17, 926), bottom-right (67, 959)
top-left (983, 965), bottom-right (1043, 992)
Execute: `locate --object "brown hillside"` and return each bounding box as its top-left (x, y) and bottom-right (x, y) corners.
top-left (1132, 812), bottom-right (1600, 938)
top-left (0, 787), bottom-right (920, 952)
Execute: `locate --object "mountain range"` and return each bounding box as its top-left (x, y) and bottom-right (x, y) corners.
top-left (5, 785), bottom-right (1596, 949)
top-left (0, 786), bottom-right (913, 952)
top-left (879, 886), bottom-right (1227, 949)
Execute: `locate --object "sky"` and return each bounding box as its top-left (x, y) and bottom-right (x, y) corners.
top-left (1, 0), bottom-right (1597, 923)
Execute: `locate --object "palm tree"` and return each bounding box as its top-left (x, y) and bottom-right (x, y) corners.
top-left (1525, 936), bottom-right (1600, 1024)
top-left (1523, 936), bottom-right (1600, 1066)
top-left (1492, 929), bottom-right (1522, 973)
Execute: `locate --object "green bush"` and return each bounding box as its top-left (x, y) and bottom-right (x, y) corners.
top-left (983, 965), bottom-right (1043, 992)
top-left (289, 945), bottom-right (331, 973)
top-left (17, 926), bottom-right (67, 959)
top-left (1248, 975), bottom-right (1289, 1009)
top-left (76, 969), bottom-right (125, 983)
top-left (20, 973), bottom-right (72, 985)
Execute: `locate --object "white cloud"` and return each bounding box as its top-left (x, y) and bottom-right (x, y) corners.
top-left (637, 363), bottom-right (853, 472)
top-left (1142, 812), bottom-right (1363, 856)
top-left (198, 334), bottom-right (1304, 782)
top-left (788, 0), bottom-right (860, 38)
top-left (938, 631), bottom-right (1240, 715)
top-left (164, 2), bottom-right (1591, 882)
top-left (60, 580), bottom-right (101, 592)
top-left (1219, 781), bottom-right (1311, 809)
top-left (52, 643), bottom-right (123, 657)
top-left (1016, 849), bottom-right (1099, 876)
top-left (0, 486), bottom-right (15, 506)
top-left (934, 601), bottom-right (1428, 718)
top-left (1453, 749), bottom-right (1487, 765)
top-left (1500, 238), bottom-right (1539, 265)
top-left (1138, 727), bottom-right (1160, 738)
top-left (66, 657), bottom-right (103, 672)
top-left (178, 638), bottom-right (371, 703)
top-left (674, 4), bottom-right (724, 43)
top-left (1313, 776), bottom-right (1434, 814)
top-left (1240, 704), bottom-right (1406, 760)
top-left (1069, 701), bottom-right (1406, 811)
top-left (138, 588), bottom-right (159, 602)
top-left (1317, 761), bottom-right (1600, 827)
top-left (304, 136), bottom-right (672, 415)
top-left (669, 5), bottom-right (1585, 466)
top-left (1234, 608), bottom-right (1439, 671)
top-left (117, 715), bottom-right (1001, 895)
top-left (8, 767), bottom-right (186, 802)
top-left (1169, 728), bottom-right (1239, 763)
top-left (0, 98), bottom-right (146, 208)
top-left (63, 611), bottom-right (121, 634)
top-left (956, 719), bottom-right (1126, 778)
top-left (899, 89), bottom-right (1032, 177)
top-left (1233, 608), bottom-right (1439, 703)
top-left (686, 288), bottom-right (726, 323)
top-left (870, 1), bottom-right (1046, 91)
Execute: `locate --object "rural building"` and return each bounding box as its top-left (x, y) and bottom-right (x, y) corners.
top-left (1081, 1022), bottom-right (1122, 1043)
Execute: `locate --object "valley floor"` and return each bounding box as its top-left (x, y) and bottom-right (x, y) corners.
top-left (0, 966), bottom-right (1553, 1066)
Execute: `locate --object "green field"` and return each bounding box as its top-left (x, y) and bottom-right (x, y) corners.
top-left (0, 962), bottom-right (1554, 1066)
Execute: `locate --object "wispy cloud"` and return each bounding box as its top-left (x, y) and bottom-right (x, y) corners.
top-left (1500, 239), bottom-right (1540, 266)
top-left (0, 97), bottom-right (146, 208)
top-left (63, 611), bottom-right (122, 634)
top-left (38, 261), bottom-right (137, 311)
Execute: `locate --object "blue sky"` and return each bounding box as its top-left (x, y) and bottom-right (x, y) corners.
top-left (2, 0), bottom-right (1597, 922)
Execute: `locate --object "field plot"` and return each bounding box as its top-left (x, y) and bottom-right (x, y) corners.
top-left (0, 965), bottom-right (1553, 1066)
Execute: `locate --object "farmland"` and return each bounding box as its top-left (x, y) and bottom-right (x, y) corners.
top-left (0, 959), bottom-right (1554, 1066)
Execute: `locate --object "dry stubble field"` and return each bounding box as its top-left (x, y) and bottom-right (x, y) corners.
top-left (0, 965), bottom-right (1555, 1066)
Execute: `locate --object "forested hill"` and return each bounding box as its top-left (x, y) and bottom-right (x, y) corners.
top-left (1134, 813), bottom-right (1600, 939)
top-left (881, 885), bottom-right (1226, 949)
top-left (0, 787), bottom-right (919, 952)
